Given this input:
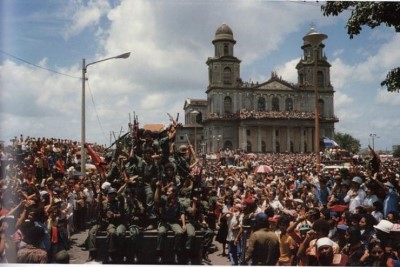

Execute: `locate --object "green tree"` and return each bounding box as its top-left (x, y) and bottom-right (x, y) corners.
top-left (334, 132), bottom-right (361, 153)
top-left (393, 146), bottom-right (400, 158)
top-left (321, 1), bottom-right (400, 92)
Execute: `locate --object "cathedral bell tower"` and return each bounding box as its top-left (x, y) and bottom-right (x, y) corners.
top-left (296, 27), bottom-right (332, 91)
top-left (206, 23), bottom-right (241, 89)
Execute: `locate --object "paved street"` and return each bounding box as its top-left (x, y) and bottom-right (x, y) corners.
top-left (67, 228), bottom-right (231, 265)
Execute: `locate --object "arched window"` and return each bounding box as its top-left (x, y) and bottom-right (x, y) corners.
top-left (290, 141), bottom-right (294, 153)
top-left (224, 140), bottom-right (233, 150)
top-left (299, 74), bottom-right (304, 85)
top-left (257, 97), bottom-right (266, 111)
top-left (224, 44), bottom-right (229, 55)
top-left (272, 97), bottom-right (280, 111)
top-left (261, 141), bottom-right (266, 153)
top-left (285, 98), bottom-right (293, 111)
top-left (304, 141), bottom-right (307, 152)
top-left (275, 141), bottom-right (280, 153)
top-left (247, 141), bottom-right (252, 152)
top-left (317, 71), bottom-right (324, 87)
top-left (318, 99), bottom-right (324, 117)
top-left (224, 96), bottom-right (232, 114)
top-left (195, 112), bottom-right (202, 123)
top-left (223, 67), bottom-right (232, 85)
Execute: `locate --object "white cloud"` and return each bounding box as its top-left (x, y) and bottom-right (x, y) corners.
top-left (334, 91), bottom-right (353, 108)
top-left (62, 0), bottom-right (111, 40)
top-left (140, 94), bottom-right (166, 110)
top-left (330, 58), bottom-right (355, 89)
top-left (2, 0), bottom-right (399, 150)
top-left (332, 49), bottom-right (344, 57)
top-left (275, 58), bottom-right (299, 83)
top-left (352, 35), bottom-right (400, 83)
top-left (375, 89), bottom-right (400, 106)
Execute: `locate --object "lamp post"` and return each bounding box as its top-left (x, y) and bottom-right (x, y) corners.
top-left (81, 52), bottom-right (130, 178)
top-left (213, 134), bottom-right (222, 152)
top-left (369, 133), bottom-right (378, 150)
top-left (190, 110), bottom-right (200, 153)
top-left (303, 27), bottom-right (327, 173)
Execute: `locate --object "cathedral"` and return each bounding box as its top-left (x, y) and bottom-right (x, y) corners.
top-left (180, 23), bottom-right (338, 154)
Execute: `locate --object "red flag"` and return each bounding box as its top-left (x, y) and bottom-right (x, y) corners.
top-left (84, 144), bottom-right (107, 174)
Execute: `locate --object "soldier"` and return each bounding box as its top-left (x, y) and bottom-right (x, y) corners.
top-left (178, 179), bottom-right (195, 263)
top-left (86, 187), bottom-right (125, 263)
top-left (180, 185), bottom-right (215, 264)
top-left (171, 144), bottom-right (198, 188)
top-left (141, 130), bottom-right (162, 156)
top-left (104, 153), bottom-right (122, 183)
top-left (124, 146), bottom-right (144, 181)
top-left (154, 182), bottom-right (185, 264)
top-left (198, 202), bottom-right (216, 263)
top-left (160, 162), bottom-right (179, 191)
top-left (140, 147), bottom-right (160, 229)
top-left (123, 186), bottom-right (146, 263)
top-left (244, 212), bottom-right (280, 265)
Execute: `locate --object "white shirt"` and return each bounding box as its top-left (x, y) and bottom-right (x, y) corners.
top-left (362, 194), bottom-right (379, 209)
top-left (226, 211), bottom-right (243, 242)
top-left (344, 187), bottom-right (366, 213)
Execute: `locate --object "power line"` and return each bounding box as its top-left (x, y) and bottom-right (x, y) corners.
top-left (1, 49), bottom-right (111, 145)
top-left (86, 79), bottom-right (109, 145)
top-left (0, 49), bottom-right (81, 80)
top-left (288, 1), bottom-right (355, 11)
top-left (288, 1), bottom-right (323, 7)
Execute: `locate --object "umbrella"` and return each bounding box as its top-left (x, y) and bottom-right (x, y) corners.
top-left (323, 137), bottom-right (339, 148)
top-left (254, 165), bottom-right (273, 174)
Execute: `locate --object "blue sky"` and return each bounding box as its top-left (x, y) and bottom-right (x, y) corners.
top-left (1, 0), bottom-right (400, 151)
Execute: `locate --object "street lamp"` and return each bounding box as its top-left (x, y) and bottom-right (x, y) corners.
top-left (213, 134), bottom-right (222, 152)
top-left (303, 27), bottom-right (327, 173)
top-left (81, 52), bottom-right (130, 178)
top-left (190, 110), bottom-right (200, 153)
top-left (369, 133), bottom-right (379, 150)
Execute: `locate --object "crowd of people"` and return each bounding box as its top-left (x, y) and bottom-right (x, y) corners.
top-left (1, 124), bottom-right (400, 265)
top-left (208, 109), bottom-right (338, 122)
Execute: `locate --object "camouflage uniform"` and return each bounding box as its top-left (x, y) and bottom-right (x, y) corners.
top-left (87, 189), bottom-right (125, 262)
top-left (123, 187), bottom-right (147, 263)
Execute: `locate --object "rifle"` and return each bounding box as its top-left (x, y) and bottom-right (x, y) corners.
top-left (185, 134), bottom-right (199, 168)
top-left (368, 145), bottom-right (381, 174)
top-left (167, 112), bottom-right (178, 127)
top-left (167, 112), bottom-right (183, 132)
top-left (128, 112), bottom-right (141, 156)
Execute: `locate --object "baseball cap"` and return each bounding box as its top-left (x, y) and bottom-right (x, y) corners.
top-left (255, 212), bottom-right (267, 223)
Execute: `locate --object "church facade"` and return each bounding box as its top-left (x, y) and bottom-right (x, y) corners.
top-left (181, 24), bottom-right (338, 153)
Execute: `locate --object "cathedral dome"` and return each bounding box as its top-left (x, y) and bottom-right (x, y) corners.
top-left (303, 26), bottom-right (327, 46)
top-left (214, 23), bottom-right (234, 41)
